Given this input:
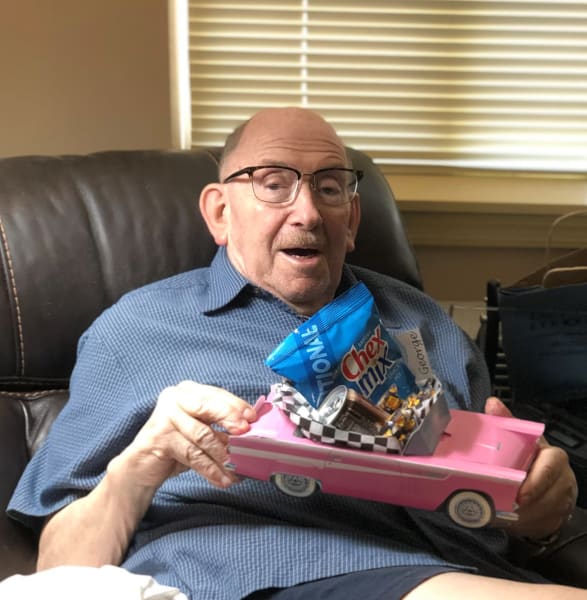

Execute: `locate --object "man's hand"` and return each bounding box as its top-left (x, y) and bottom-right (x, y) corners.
top-left (109, 381), bottom-right (257, 493)
top-left (485, 396), bottom-right (578, 540)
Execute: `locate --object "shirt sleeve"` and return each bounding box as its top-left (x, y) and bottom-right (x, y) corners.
top-left (7, 323), bottom-right (151, 532)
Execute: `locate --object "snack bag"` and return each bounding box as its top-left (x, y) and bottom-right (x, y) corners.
top-left (265, 282), bottom-right (417, 409)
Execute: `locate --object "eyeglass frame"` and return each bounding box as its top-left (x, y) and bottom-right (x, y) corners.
top-left (221, 165), bottom-right (364, 206)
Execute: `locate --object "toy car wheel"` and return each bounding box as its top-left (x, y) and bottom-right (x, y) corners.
top-left (272, 473), bottom-right (319, 498)
top-left (446, 491), bottom-right (493, 528)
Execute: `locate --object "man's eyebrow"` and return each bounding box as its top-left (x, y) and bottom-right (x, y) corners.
top-left (256, 161), bottom-right (350, 170)
top-left (256, 161), bottom-right (291, 168)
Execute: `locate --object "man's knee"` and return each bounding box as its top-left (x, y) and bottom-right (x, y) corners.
top-left (404, 571), bottom-right (586, 600)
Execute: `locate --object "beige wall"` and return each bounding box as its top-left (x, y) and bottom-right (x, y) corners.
top-left (0, 0), bottom-right (172, 157)
top-left (397, 199), bottom-right (584, 302)
top-left (416, 246), bottom-right (563, 301)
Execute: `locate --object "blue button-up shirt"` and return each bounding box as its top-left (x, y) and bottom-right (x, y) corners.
top-left (8, 247), bottom-right (543, 599)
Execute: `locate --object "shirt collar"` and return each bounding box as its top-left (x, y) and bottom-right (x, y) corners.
top-left (337, 263), bottom-right (359, 294)
top-left (201, 246), bottom-right (359, 313)
top-left (200, 246), bottom-right (251, 313)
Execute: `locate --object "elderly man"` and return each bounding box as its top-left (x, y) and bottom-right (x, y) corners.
top-left (8, 108), bottom-right (581, 599)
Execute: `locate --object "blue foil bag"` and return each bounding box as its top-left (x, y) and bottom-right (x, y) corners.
top-left (265, 282), bottom-right (417, 409)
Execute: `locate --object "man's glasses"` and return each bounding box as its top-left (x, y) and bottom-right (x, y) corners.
top-left (222, 165), bottom-right (363, 206)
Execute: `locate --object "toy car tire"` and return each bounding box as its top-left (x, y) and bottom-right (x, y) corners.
top-left (446, 490), bottom-right (494, 528)
top-left (272, 473), bottom-right (319, 498)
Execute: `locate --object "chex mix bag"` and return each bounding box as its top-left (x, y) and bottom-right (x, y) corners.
top-left (265, 283), bottom-right (449, 455)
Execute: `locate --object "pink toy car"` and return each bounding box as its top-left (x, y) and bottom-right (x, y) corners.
top-left (226, 395), bottom-right (545, 528)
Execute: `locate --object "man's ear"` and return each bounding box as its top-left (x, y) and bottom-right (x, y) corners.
top-left (199, 183), bottom-right (229, 246)
top-left (346, 192), bottom-right (361, 253)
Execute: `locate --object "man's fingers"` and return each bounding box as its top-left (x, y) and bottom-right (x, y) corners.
top-left (160, 380), bottom-right (255, 433)
top-left (482, 396), bottom-right (578, 539)
top-left (167, 400), bottom-right (230, 467)
top-left (483, 396), bottom-right (513, 418)
top-left (518, 443), bottom-right (575, 506)
top-left (150, 381), bottom-right (253, 487)
top-left (508, 441), bottom-right (578, 539)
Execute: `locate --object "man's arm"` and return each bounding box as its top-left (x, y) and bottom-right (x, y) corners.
top-left (37, 457), bottom-right (156, 568)
top-left (37, 381), bottom-right (256, 570)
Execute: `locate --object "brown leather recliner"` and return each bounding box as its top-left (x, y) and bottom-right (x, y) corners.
top-left (0, 147), bottom-right (585, 587)
top-left (0, 147), bottom-right (421, 580)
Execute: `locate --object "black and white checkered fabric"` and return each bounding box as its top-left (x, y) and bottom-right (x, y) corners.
top-left (269, 381), bottom-right (442, 454)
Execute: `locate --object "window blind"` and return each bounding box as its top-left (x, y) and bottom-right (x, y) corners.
top-left (187, 1), bottom-right (587, 173)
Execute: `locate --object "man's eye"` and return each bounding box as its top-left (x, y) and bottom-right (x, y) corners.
top-left (317, 178), bottom-right (343, 196)
top-left (262, 177), bottom-right (289, 191)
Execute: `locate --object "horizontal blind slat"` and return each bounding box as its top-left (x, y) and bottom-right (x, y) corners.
top-left (187, 0), bottom-right (587, 172)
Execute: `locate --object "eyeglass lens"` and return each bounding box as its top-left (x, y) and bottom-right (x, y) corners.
top-left (251, 167), bottom-right (357, 204)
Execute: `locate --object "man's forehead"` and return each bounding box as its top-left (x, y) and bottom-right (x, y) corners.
top-left (249, 106), bottom-right (327, 128)
top-left (229, 108), bottom-right (346, 167)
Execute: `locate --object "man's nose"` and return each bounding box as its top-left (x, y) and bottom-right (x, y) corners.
top-left (296, 175), bottom-right (319, 202)
top-left (290, 176), bottom-right (323, 221)
top-left (296, 173), bottom-right (321, 200)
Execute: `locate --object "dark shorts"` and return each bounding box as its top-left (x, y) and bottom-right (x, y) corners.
top-left (244, 565), bottom-right (458, 600)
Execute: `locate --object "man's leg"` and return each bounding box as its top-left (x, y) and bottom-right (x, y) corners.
top-left (405, 571), bottom-right (587, 599)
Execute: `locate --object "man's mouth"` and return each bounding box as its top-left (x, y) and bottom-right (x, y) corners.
top-left (282, 247), bottom-right (320, 258)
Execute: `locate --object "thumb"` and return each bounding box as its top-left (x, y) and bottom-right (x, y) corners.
top-left (484, 396), bottom-right (513, 418)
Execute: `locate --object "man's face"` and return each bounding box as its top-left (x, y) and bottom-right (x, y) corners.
top-left (213, 108), bottom-right (360, 315)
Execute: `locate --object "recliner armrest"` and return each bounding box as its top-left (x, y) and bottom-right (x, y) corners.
top-left (0, 390), bottom-right (69, 580)
top-left (0, 396), bottom-right (38, 579)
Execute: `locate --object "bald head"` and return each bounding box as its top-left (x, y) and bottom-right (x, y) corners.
top-left (219, 107), bottom-right (348, 180)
